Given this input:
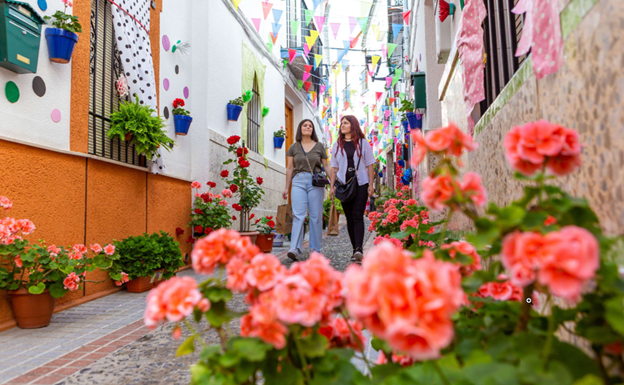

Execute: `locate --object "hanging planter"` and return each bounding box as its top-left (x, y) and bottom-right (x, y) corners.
top-left (401, 120), bottom-right (409, 131)
top-left (227, 104), bottom-right (243, 121)
top-left (274, 136), bottom-right (285, 149)
top-left (45, 28), bottom-right (78, 63)
top-left (172, 98), bottom-right (192, 135)
top-left (406, 112), bottom-right (422, 129)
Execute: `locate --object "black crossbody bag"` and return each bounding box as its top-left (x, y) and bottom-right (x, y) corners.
top-left (334, 147), bottom-right (361, 203)
top-left (301, 143), bottom-right (330, 187)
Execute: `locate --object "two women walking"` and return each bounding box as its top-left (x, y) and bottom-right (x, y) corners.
top-left (283, 116), bottom-right (375, 263)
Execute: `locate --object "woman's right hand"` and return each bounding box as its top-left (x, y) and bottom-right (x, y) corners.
top-left (282, 190), bottom-right (289, 200)
top-left (330, 185), bottom-right (336, 198)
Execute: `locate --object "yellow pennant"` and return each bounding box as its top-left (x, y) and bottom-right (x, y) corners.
top-left (371, 55), bottom-right (381, 71)
top-left (231, 0), bottom-right (242, 10)
top-left (393, 107), bottom-right (399, 116)
top-left (305, 30), bottom-right (320, 48)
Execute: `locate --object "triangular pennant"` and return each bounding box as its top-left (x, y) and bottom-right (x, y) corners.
top-left (385, 76), bottom-right (393, 89)
top-left (388, 97), bottom-right (396, 105)
top-left (319, 84), bottom-right (326, 94)
top-left (371, 55), bottom-right (381, 72)
top-left (304, 64), bottom-right (312, 73)
top-left (273, 9), bottom-right (283, 23)
top-left (344, 101), bottom-right (350, 110)
top-left (357, 17), bottom-right (369, 33)
top-left (375, 92), bottom-right (382, 101)
top-left (349, 17), bottom-right (358, 33)
top-left (305, 30), bottom-right (319, 48)
top-left (350, 35), bottom-right (360, 49)
top-left (283, 59), bottom-right (288, 68)
top-left (313, 0), bottom-right (322, 10)
top-left (314, 54), bottom-right (323, 70)
top-left (290, 20), bottom-right (300, 37)
top-left (392, 24), bottom-right (403, 41)
top-left (304, 81), bottom-right (312, 92)
top-left (305, 9), bottom-right (314, 25)
top-left (303, 42), bottom-right (310, 57)
top-left (269, 32), bottom-right (278, 44)
top-left (330, 23), bottom-right (341, 39)
top-left (262, 2), bottom-right (273, 19)
top-left (298, 79), bottom-right (303, 90)
top-left (302, 72), bottom-right (311, 82)
top-left (231, 0), bottom-right (242, 10)
top-left (341, 59), bottom-right (350, 69)
top-left (381, 43), bottom-right (387, 58)
top-left (392, 69), bottom-right (403, 87)
top-left (267, 40), bottom-right (273, 53)
top-left (288, 48), bottom-right (297, 64)
top-left (387, 43), bottom-right (398, 58)
top-left (385, 110), bottom-right (391, 119)
top-left (251, 18), bottom-right (262, 33)
top-left (402, 10), bottom-right (411, 25)
top-left (360, 1), bottom-right (372, 17)
top-left (314, 16), bottom-right (325, 32)
top-left (271, 23), bottom-right (282, 35)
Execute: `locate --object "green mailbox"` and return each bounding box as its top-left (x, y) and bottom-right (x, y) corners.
top-left (0, 0), bottom-right (44, 74)
top-left (411, 72), bottom-right (427, 110)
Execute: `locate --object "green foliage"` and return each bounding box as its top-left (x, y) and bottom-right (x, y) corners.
top-left (274, 128), bottom-right (287, 138)
top-left (229, 90), bottom-right (253, 106)
top-left (252, 216), bottom-right (276, 235)
top-left (44, 10), bottom-right (82, 34)
top-left (108, 96), bottom-right (175, 159)
top-left (111, 231), bottom-right (183, 280)
top-left (322, 197), bottom-right (344, 227)
top-left (189, 191), bottom-right (232, 237)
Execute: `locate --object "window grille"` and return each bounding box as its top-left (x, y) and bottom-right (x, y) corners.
top-left (88, 0), bottom-right (146, 167)
top-left (480, 0), bottom-right (526, 114)
top-left (247, 76), bottom-right (261, 153)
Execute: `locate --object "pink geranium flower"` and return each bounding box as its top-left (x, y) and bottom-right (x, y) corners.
top-left (421, 174), bottom-right (455, 212)
top-left (103, 244), bottom-right (116, 256)
top-left (64, 272), bottom-right (80, 291)
top-left (90, 244), bottom-right (103, 254)
top-left (14, 255), bottom-right (23, 268)
top-left (16, 219), bottom-right (35, 235)
top-left (72, 244), bottom-right (88, 255)
top-left (245, 253), bottom-right (284, 292)
top-left (144, 276), bottom-right (210, 328)
top-left (221, 189), bottom-right (233, 198)
top-left (460, 172), bottom-right (487, 207)
top-left (226, 257), bottom-right (249, 292)
top-left (0, 196), bottom-right (12, 210)
top-left (191, 181), bottom-right (201, 189)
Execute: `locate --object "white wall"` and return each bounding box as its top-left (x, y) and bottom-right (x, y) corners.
top-left (0, 0), bottom-right (72, 151)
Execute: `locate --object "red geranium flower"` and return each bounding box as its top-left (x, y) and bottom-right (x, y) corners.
top-left (194, 225), bottom-right (203, 233)
top-left (207, 181), bottom-right (216, 188)
top-left (230, 184), bottom-right (238, 193)
top-left (173, 98), bottom-right (185, 108)
top-left (249, 213), bottom-right (255, 220)
top-left (227, 135), bottom-right (241, 145)
top-left (266, 216), bottom-right (273, 220)
top-left (186, 236), bottom-right (195, 244)
top-left (175, 227), bottom-right (184, 235)
top-left (256, 177), bottom-right (263, 185)
top-left (232, 204), bottom-right (242, 211)
top-left (204, 227), bottom-right (213, 235)
top-left (232, 216), bottom-right (237, 220)
top-left (255, 219), bottom-right (261, 224)
top-left (194, 209), bottom-right (203, 214)
top-left (220, 170), bottom-right (229, 178)
top-left (267, 220), bottom-right (276, 229)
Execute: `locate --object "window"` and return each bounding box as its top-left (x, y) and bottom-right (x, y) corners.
top-left (246, 76), bottom-right (261, 153)
top-left (88, 0), bottom-right (146, 167)
top-left (480, 0), bottom-right (526, 113)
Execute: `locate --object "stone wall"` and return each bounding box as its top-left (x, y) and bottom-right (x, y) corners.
top-left (439, 0), bottom-right (624, 235)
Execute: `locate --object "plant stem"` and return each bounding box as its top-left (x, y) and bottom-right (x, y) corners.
top-left (515, 284), bottom-right (534, 332)
top-left (541, 296), bottom-right (555, 369)
top-left (217, 326), bottom-right (228, 352)
top-left (438, 210), bottom-right (452, 245)
top-left (432, 361), bottom-right (451, 385)
top-left (593, 347), bottom-right (609, 385)
top-left (340, 310), bottom-right (373, 374)
top-left (292, 332), bottom-right (312, 383)
top-left (184, 319), bottom-right (207, 348)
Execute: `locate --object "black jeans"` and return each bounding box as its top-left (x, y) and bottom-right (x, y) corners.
top-left (342, 181), bottom-right (369, 252)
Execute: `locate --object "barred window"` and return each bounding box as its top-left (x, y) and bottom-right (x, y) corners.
top-left (246, 76), bottom-right (261, 153)
top-left (88, 0), bottom-right (146, 167)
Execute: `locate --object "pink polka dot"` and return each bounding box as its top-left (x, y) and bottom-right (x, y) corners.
top-left (163, 78), bottom-right (170, 91)
top-left (162, 35), bottom-right (170, 51)
top-left (183, 87), bottom-right (189, 99)
top-left (51, 109), bottom-right (61, 123)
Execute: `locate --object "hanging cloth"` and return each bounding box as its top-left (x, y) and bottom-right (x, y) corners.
top-left (110, 0), bottom-right (165, 174)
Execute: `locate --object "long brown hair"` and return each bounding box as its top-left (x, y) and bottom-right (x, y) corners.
top-left (295, 119), bottom-right (319, 142)
top-left (337, 115), bottom-right (365, 157)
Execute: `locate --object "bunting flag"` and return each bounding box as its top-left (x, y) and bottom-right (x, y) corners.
top-left (344, 101), bottom-right (350, 110)
top-left (231, 0), bottom-right (242, 10)
top-left (304, 81), bottom-right (312, 92)
top-left (272, 9), bottom-right (283, 23)
top-left (357, 17), bottom-right (369, 33)
top-left (361, 1), bottom-right (372, 16)
top-left (290, 20), bottom-right (300, 37)
top-left (392, 24), bottom-right (403, 41)
top-left (375, 92), bottom-right (383, 101)
top-left (319, 84), bottom-right (326, 94)
top-left (252, 18), bottom-right (261, 33)
top-left (283, 58), bottom-right (288, 68)
top-left (374, 116), bottom-right (379, 122)
top-left (271, 23), bottom-right (282, 35)
top-left (298, 79), bottom-right (303, 90)
top-left (342, 59), bottom-right (350, 69)
top-left (304, 64), bottom-right (312, 73)
top-left (313, 0), bottom-right (323, 10)
top-left (269, 32), bottom-right (278, 44)
top-left (262, 2), bottom-right (273, 19)
top-left (330, 23), bottom-right (341, 39)
top-left (372, 25), bottom-right (380, 40)
top-left (392, 69), bottom-right (403, 87)
top-left (388, 97), bottom-right (396, 105)
top-left (383, 120), bottom-right (389, 129)
top-left (402, 10), bottom-right (411, 25)
top-left (387, 43), bottom-right (398, 58)
top-left (314, 54), bottom-right (323, 70)
top-left (385, 76), bottom-right (393, 89)
top-left (305, 9), bottom-right (314, 25)
top-left (381, 43), bottom-right (387, 58)
top-left (267, 40), bottom-right (273, 52)
top-left (349, 17), bottom-right (358, 34)
top-left (305, 30), bottom-right (319, 48)
top-left (314, 16), bottom-right (325, 32)
top-left (303, 42), bottom-right (310, 57)
top-left (371, 55), bottom-right (381, 72)
top-left (302, 72), bottom-right (311, 82)
top-left (288, 48), bottom-right (297, 64)
top-left (350, 35), bottom-right (360, 49)
top-left (385, 110), bottom-right (391, 119)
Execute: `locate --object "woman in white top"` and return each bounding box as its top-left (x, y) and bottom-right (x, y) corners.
top-left (329, 115), bottom-right (375, 263)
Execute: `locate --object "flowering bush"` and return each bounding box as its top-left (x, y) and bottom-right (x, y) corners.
top-left (0, 197), bottom-right (121, 297)
top-left (252, 216), bottom-right (275, 235)
top-left (221, 136), bottom-right (265, 232)
top-left (189, 182), bottom-right (232, 239)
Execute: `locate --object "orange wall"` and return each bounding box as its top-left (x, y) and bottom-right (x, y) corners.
top-left (0, 140), bottom-right (192, 331)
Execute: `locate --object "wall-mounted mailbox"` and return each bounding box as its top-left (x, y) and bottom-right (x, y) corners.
top-left (411, 72), bottom-right (427, 110)
top-left (0, 0), bottom-right (44, 74)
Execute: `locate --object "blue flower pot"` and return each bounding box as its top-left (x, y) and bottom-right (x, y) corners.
top-left (227, 104), bottom-right (243, 121)
top-left (274, 136), bottom-right (285, 149)
top-left (398, 160), bottom-right (405, 167)
top-left (45, 28), bottom-right (78, 64)
top-left (174, 115), bottom-right (193, 136)
top-left (402, 120), bottom-right (409, 131)
top-left (406, 112), bottom-right (422, 129)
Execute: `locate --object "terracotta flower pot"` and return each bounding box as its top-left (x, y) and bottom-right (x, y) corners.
top-left (239, 231), bottom-right (260, 245)
top-left (9, 288), bottom-right (56, 329)
top-left (125, 132), bottom-right (133, 142)
top-left (255, 233), bottom-right (274, 253)
top-left (127, 270), bottom-right (166, 293)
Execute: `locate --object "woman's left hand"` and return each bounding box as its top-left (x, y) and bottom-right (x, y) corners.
top-left (368, 185), bottom-right (375, 197)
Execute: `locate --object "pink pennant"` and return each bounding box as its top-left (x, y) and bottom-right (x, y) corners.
top-left (251, 18), bottom-right (261, 33)
top-left (349, 17), bottom-right (358, 34)
top-left (262, 2), bottom-right (273, 19)
top-left (384, 110), bottom-right (390, 119)
top-left (330, 23), bottom-right (341, 39)
top-left (303, 43), bottom-right (310, 57)
top-left (314, 16), bottom-right (326, 32)
top-left (302, 72), bottom-right (311, 82)
top-left (394, 137), bottom-right (398, 144)
top-left (382, 43), bottom-right (387, 58)
top-left (319, 85), bottom-right (326, 94)
top-left (402, 10), bottom-right (411, 25)
top-left (383, 121), bottom-right (389, 129)
top-left (385, 77), bottom-right (392, 88)
top-left (350, 35), bottom-right (360, 49)
top-left (288, 48), bottom-right (297, 64)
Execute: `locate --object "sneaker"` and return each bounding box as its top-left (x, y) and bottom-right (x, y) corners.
top-left (353, 250), bottom-right (363, 262)
top-left (287, 249), bottom-right (300, 261)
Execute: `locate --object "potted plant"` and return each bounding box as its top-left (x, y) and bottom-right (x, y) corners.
top-left (172, 98), bottom-right (192, 136)
top-left (0, 197), bottom-right (121, 328)
top-left (107, 95), bottom-right (175, 159)
top-left (273, 126), bottom-right (286, 149)
top-left (189, 181), bottom-right (232, 240)
top-left (252, 216), bottom-right (276, 253)
top-left (43, 0), bottom-right (81, 63)
top-left (111, 231), bottom-right (184, 293)
top-left (227, 90), bottom-right (253, 122)
top-left (221, 135), bottom-right (265, 244)
top-left (399, 99), bottom-right (420, 130)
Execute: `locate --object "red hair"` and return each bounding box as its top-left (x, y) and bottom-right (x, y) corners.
top-left (337, 115), bottom-right (366, 157)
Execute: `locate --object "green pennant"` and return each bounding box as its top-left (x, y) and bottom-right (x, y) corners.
top-left (305, 9), bottom-right (314, 26)
top-left (298, 79), bottom-right (304, 90)
top-left (392, 69), bottom-right (403, 87)
top-left (400, 92), bottom-right (405, 100)
top-left (357, 17), bottom-right (369, 32)
top-left (364, 105), bottom-right (369, 114)
top-left (267, 41), bottom-right (273, 53)
top-left (387, 43), bottom-right (398, 58)
top-left (290, 20), bottom-right (301, 38)
top-left (283, 59), bottom-right (288, 68)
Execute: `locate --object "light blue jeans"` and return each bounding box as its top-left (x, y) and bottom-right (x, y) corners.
top-left (290, 172), bottom-right (324, 253)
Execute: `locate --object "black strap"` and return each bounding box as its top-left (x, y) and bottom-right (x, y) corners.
top-left (300, 142), bottom-right (323, 173)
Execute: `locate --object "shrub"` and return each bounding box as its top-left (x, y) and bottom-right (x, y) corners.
top-left (112, 231), bottom-right (183, 281)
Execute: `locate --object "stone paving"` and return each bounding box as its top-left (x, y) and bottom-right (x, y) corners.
top-left (0, 221), bottom-right (374, 385)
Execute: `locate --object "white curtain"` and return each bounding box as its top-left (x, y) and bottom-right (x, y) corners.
top-left (111, 0), bottom-right (165, 174)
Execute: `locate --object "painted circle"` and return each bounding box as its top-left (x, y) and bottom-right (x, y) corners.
top-left (163, 78), bottom-right (170, 91)
top-left (175, 65), bottom-right (179, 74)
top-left (51, 109), bottom-right (61, 123)
top-left (183, 87), bottom-right (189, 99)
top-left (163, 106), bottom-right (170, 120)
top-left (162, 35), bottom-right (170, 51)
top-left (5, 81), bottom-right (19, 103)
top-left (38, 0), bottom-right (47, 11)
top-left (32, 76), bottom-right (46, 97)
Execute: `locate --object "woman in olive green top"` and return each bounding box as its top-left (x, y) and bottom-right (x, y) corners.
top-left (282, 119), bottom-right (330, 260)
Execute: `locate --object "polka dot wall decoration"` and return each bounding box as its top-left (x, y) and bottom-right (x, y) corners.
top-left (163, 78), bottom-right (169, 91)
top-left (175, 65), bottom-right (179, 74)
top-left (183, 87), bottom-right (189, 99)
top-left (163, 106), bottom-right (169, 119)
top-left (5, 81), bottom-right (19, 103)
top-left (51, 109), bottom-right (61, 123)
top-left (37, 0), bottom-right (47, 11)
top-left (162, 35), bottom-right (170, 51)
top-left (32, 76), bottom-right (46, 97)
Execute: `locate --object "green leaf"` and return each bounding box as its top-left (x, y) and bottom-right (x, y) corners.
top-left (371, 337), bottom-right (392, 353)
top-left (605, 295), bottom-right (624, 336)
top-left (204, 286), bottom-right (233, 303)
top-left (199, 345), bottom-right (221, 362)
top-left (230, 337), bottom-right (271, 362)
top-left (49, 282), bottom-right (68, 298)
top-left (572, 374), bottom-right (604, 385)
top-left (28, 282), bottom-right (46, 295)
top-left (298, 331), bottom-right (328, 358)
top-left (176, 335), bottom-right (196, 356)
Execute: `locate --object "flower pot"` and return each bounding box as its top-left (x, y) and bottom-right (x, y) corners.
top-left (125, 132), bottom-right (133, 142)
top-left (401, 120), bottom-right (409, 131)
top-left (174, 115), bottom-right (193, 136)
top-left (273, 136), bottom-right (285, 149)
top-left (45, 28), bottom-right (79, 64)
top-left (127, 270), bottom-right (166, 293)
top-left (255, 233), bottom-right (275, 253)
top-left (154, 273), bottom-right (176, 288)
top-left (273, 233), bottom-right (285, 247)
top-left (239, 231), bottom-right (260, 245)
top-left (9, 288), bottom-right (56, 329)
top-left (227, 104), bottom-right (243, 121)
top-left (406, 112), bottom-right (422, 129)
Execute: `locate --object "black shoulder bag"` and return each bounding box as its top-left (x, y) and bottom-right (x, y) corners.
top-left (301, 143), bottom-right (330, 188)
top-left (334, 146), bottom-right (361, 203)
